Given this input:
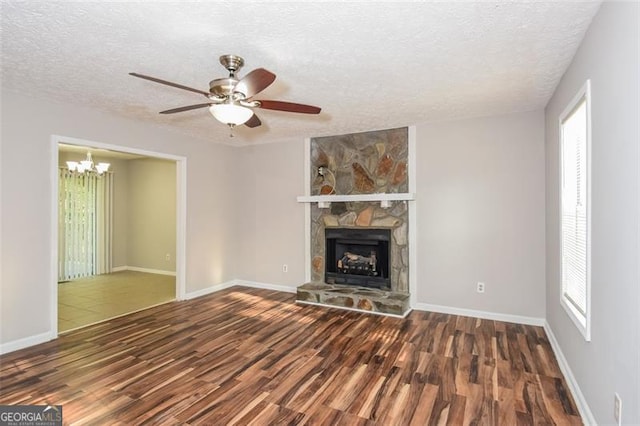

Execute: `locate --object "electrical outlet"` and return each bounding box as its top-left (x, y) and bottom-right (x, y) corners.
top-left (477, 282), bottom-right (485, 293)
top-left (282, 264), bottom-right (288, 273)
top-left (614, 393), bottom-right (622, 425)
top-left (165, 253), bottom-right (171, 261)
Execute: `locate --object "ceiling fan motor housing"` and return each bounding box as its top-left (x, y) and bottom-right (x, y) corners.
top-left (209, 55), bottom-right (247, 97)
top-left (209, 77), bottom-right (239, 97)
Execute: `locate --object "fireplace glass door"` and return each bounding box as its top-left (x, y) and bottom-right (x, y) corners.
top-left (325, 228), bottom-right (391, 290)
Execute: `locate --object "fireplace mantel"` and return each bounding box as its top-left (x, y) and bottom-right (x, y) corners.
top-left (297, 192), bottom-right (415, 208)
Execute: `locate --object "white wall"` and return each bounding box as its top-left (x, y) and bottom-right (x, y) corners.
top-left (0, 92), bottom-right (240, 346)
top-left (235, 140), bottom-right (306, 288)
top-left (127, 158), bottom-right (176, 272)
top-left (544, 2), bottom-right (639, 424)
top-left (415, 111), bottom-right (546, 318)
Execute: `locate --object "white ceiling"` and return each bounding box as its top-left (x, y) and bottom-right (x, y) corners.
top-left (1, 1), bottom-right (601, 145)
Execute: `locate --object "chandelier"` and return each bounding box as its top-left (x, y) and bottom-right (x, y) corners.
top-left (66, 152), bottom-right (110, 174)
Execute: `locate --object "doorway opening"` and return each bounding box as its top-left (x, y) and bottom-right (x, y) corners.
top-left (51, 135), bottom-right (186, 335)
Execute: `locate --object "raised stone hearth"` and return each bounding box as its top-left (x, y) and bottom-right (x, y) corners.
top-left (296, 282), bottom-right (410, 316)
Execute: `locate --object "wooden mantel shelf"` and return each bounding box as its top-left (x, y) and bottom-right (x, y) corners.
top-left (297, 193), bottom-right (415, 208)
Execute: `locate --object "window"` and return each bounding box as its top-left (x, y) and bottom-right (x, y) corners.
top-left (559, 80), bottom-right (591, 341)
top-left (58, 168), bottom-right (113, 281)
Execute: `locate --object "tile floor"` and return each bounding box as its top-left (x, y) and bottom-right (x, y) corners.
top-left (58, 270), bottom-right (175, 332)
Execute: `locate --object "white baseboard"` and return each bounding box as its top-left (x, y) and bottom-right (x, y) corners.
top-left (184, 280), bottom-right (236, 300)
top-left (114, 266), bottom-right (176, 276)
top-left (182, 280), bottom-right (296, 300)
top-left (544, 321), bottom-right (596, 425)
top-left (234, 280), bottom-right (297, 294)
top-left (413, 302), bottom-right (545, 326)
top-left (0, 331), bottom-right (53, 355)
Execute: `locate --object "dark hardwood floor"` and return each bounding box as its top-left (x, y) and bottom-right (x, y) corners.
top-left (0, 287), bottom-right (581, 425)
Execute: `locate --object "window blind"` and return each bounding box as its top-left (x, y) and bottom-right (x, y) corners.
top-left (561, 99), bottom-right (588, 316)
top-left (58, 169), bottom-right (113, 281)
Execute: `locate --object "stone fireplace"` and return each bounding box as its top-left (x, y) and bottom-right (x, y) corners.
top-left (297, 127), bottom-right (412, 316)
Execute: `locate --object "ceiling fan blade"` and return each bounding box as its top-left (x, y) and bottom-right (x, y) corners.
top-left (234, 68), bottom-right (276, 98)
top-left (130, 72), bottom-right (210, 96)
top-left (244, 113), bottom-right (262, 128)
top-left (159, 103), bottom-right (212, 114)
top-left (257, 100), bottom-right (321, 114)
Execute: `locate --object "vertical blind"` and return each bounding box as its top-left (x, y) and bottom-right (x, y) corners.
top-left (58, 169), bottom-right (113, 281)
top-left (560, 98), bottom-right (588, 317)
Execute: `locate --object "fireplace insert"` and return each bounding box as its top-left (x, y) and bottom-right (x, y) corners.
top-left (325, 228), bottom-right (391, 290)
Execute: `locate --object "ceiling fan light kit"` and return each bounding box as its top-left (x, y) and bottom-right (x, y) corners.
top-left (209, 103), bottom-right (253, 126)
top-left (130, 54), bottom-right (321, 133)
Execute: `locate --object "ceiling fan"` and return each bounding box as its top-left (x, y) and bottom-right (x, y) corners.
top-left (130, 54), bottom-right (321, 132)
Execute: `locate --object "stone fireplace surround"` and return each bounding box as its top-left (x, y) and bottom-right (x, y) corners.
top-left (296, 127), bottom-right (412, 316)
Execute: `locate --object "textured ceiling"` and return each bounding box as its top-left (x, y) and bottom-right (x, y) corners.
top-left (1, 1), bottom-right (601, 145)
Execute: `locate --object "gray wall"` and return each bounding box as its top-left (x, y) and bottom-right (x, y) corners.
top-left (416, 110), bottom-right (546, 318)
top-left (544, 2), bottom-right (639, 424)
top-left (235, 140), bottom-right (306, 286)
top-left (233, 110), bottom-right (546, 320)
top-left (1, 91), bottom-right (240, 345)
top-left (546, 3), bottom-right (640, 424)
